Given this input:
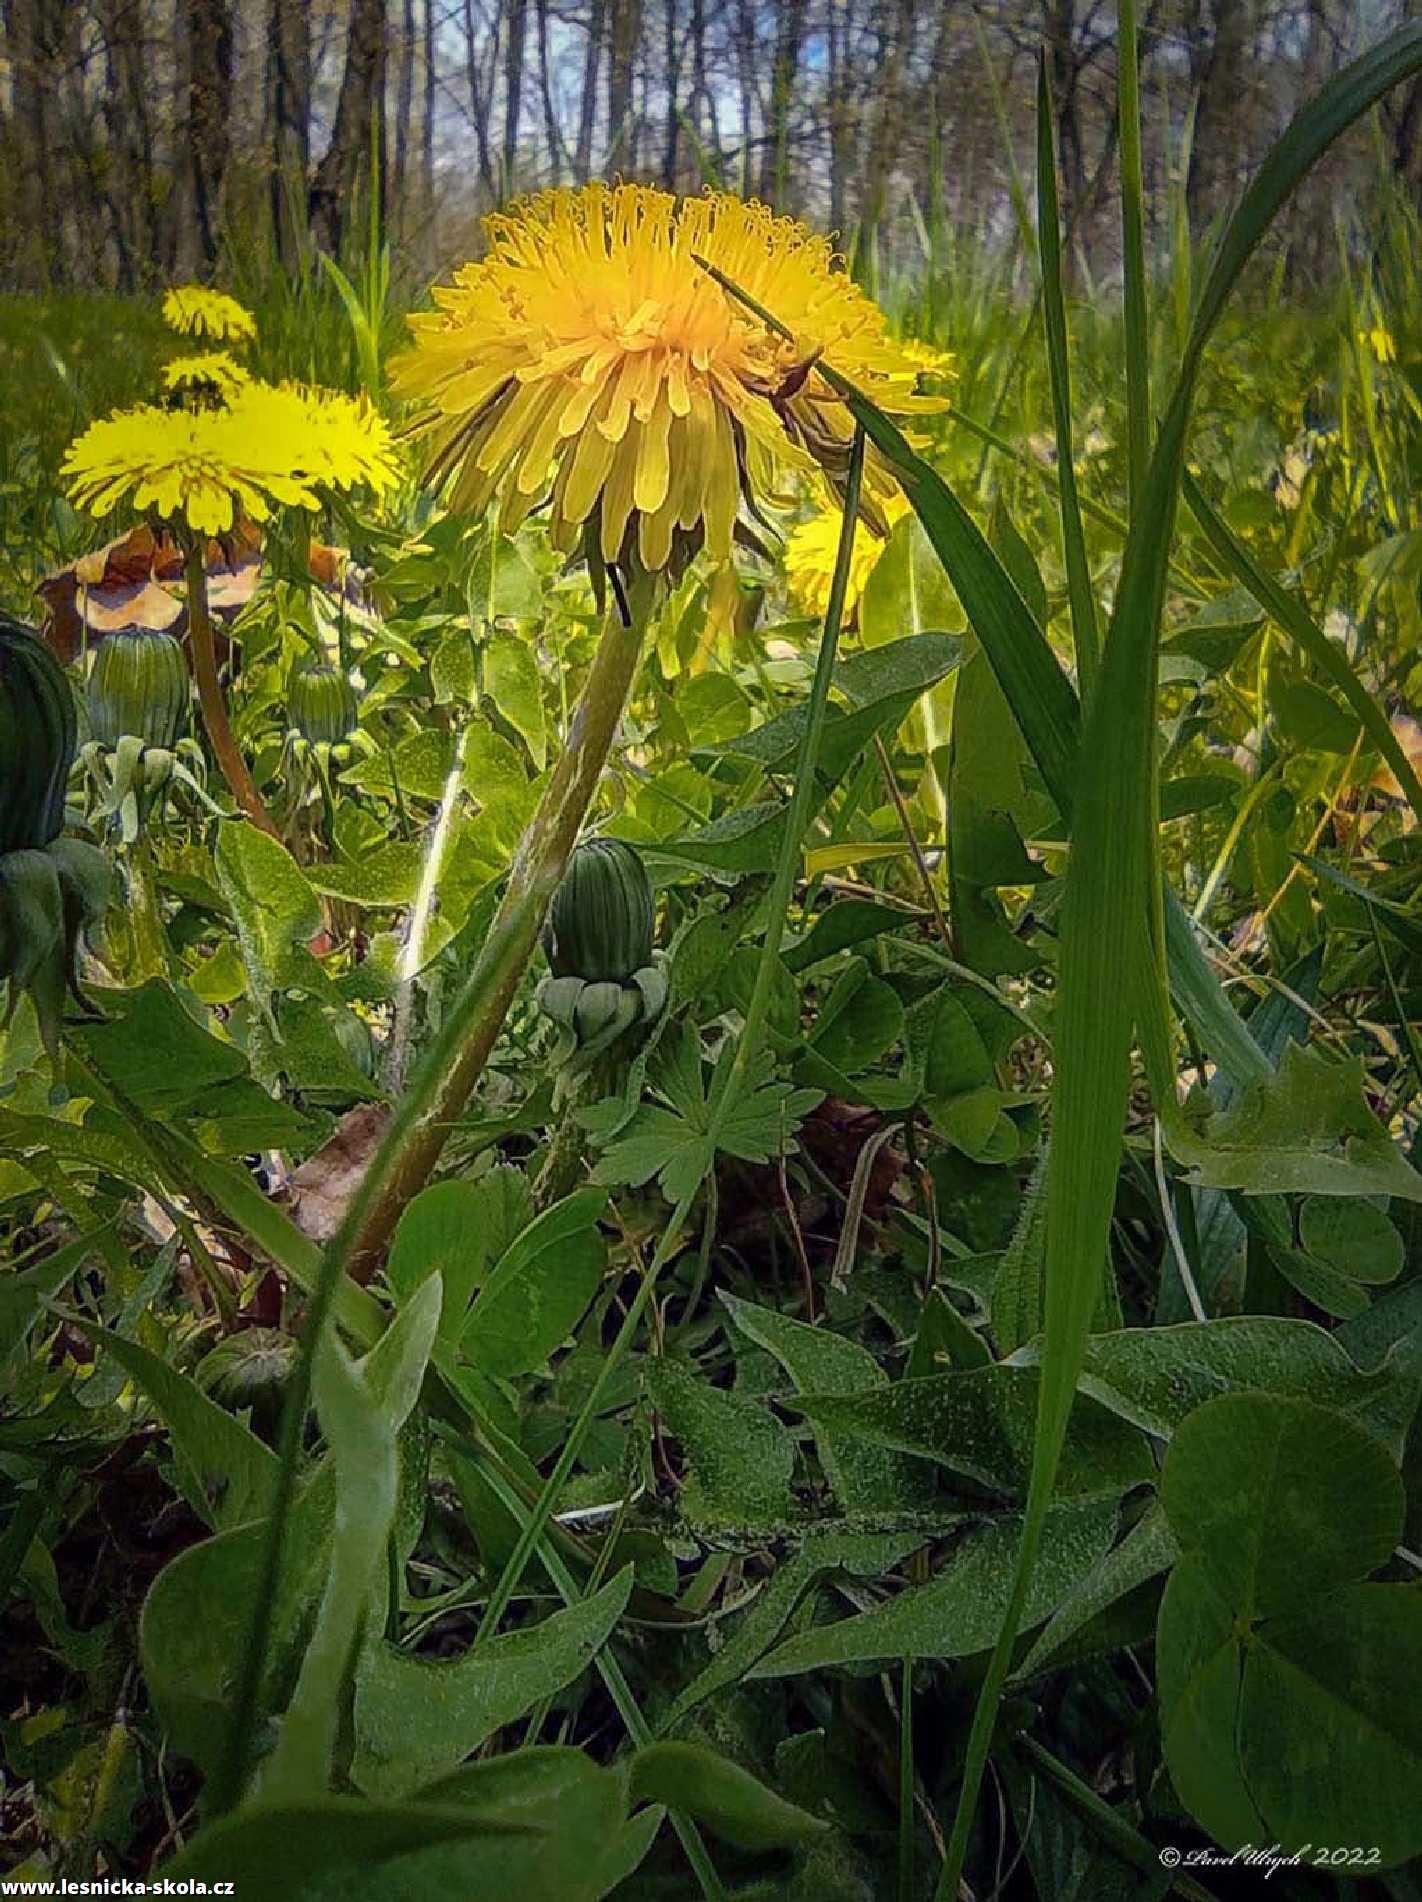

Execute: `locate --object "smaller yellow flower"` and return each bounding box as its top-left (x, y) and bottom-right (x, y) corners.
top-left (161, 351), bottom-right (253, 403)
top-left (226, 381), bottom-right (405, 498)
top-left (162, 286), bottom-right (257, 344)
top-left (785, 491), bottom-right (911, 621)
top-left (900, 337), bottom-right (956, 382)
top-left (1363, 324), bottom-right (1397, 364)
top-left (62, 382), bottom-right (401, 538)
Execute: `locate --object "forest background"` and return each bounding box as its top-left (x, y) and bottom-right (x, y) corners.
top-left (6, 1), bottom-right (1422, 303)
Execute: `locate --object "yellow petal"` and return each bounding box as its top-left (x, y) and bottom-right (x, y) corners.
top-left (562, 405), bottom-right (619, 524)
top-left (600, 427), bottom-right (641, 561)
top-left (632, 397), bottom-right (673, 516)
top-left (704, 402), bottom-right (738, 559)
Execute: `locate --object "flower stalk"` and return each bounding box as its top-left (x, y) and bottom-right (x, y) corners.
top-left (183, 537), bottom-right (280, 840)
top-left (345, 579), bottom-right (653, 1279)
top-left (469, 426), bottom-right (868, 1651)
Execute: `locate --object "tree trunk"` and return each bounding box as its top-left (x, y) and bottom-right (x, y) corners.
top-left (422, 0), bottom-right (437, 233)
top-left (662, 0), bottom-right (682, 187)
top-left (826, 0), bottom-right (858, 246)
top-left (185, 0), bottom-right (234, 272)
top-left (573, 0), bottom-right (604, 182)
top-left (733, 0), bottom-right (758, 196)
top-left (1186, 0), bottom-right (1257, 233)
top-left (462, 0), bottom-right (498, 200)
top-left (502, 0), bottom-right (529, 189)
top-left (310, 0), bottom-right (389, 256)
top-left (535, 0), bottom-right (567, 182)
top-left (269, 0), bottom-right (311, 268)
top-left (395, 0), bottom-right (416, 230)
top-left (1043, 0), bottom-right (1086, 260)
top-left (758, 0), bottom-right (808, 208)
top-left (857, 0), bottom-right (915, 283)
top-left (606, 0), bottom-right (639, 170)
top-left (97, 0), bottom-right (157, 289)
top-left (687, 0), bottom-right (722, 184)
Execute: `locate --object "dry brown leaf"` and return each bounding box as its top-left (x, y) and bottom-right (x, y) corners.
top-left (1372, 712), bottom-right (1422, 801)
top-left (286, 1102), bottom-right (391, 1249)
top-left (38, 519), bottom-right (353, 662)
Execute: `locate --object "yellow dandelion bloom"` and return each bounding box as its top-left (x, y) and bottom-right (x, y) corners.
top-left (162, 285), bottom-right (258, 344)
top-left (62, 383), bottom-right (401, 538)
top-left (1363, 324), bottom-right (1397, 364)
top-left (161, 351), bottom-right (253, 404)
top-left (390, 183), bottom-right (945, 574)
top-left (899, 337), bottom-right (956, 381)
top-left (785, 491), bottom-right (911, 621)
top-left (227, 381), bottom-right (405, 498)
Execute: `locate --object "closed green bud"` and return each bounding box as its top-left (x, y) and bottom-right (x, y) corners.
top-left (86, 628), bottom-right (190, 751)
top-left (545, 837), bottom-right (654, 984)
top-left (289, 659), bottom-right (359, 748)
top-left (196, 1327), bottom-right (299, 1442)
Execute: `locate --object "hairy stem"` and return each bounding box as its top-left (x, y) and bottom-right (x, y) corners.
top-left (346, 591), bottom-right (650, 1278)
top-left (183, 538), bottom-right (279, 840)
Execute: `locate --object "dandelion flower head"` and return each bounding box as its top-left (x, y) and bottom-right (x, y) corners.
top-left (161, 286), bottom-right (258, 344)
top-left (391, 183), bottom-right (947, 574)
top-left (786, 491), bottom-right (910, 621)
top-left (62, 382), bottom-right (401, 538)
top-left (899, 337), bottom-right (956, 381)
top-left (1363, 324), bottom-right (1397, 365)
top-left (161, 351), bottom-right (253, 405)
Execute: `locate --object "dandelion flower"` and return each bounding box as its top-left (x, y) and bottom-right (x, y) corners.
top-left (786, 491), bottom-right (911, 621)
top-left (225, 381), bottom-right (405, 499)
top-left (62, 383), bottom-right (401, 538)
top-left (899, 337), bottom-right (956, 381)
top-left (162, 286), bottom-right (258, 344)
top-left (161, 351), bottom-right (253, 405)
top-left (1363, 324), bottom-right (1397, 364)
top-left (391, 183), bottom-right (946, 574)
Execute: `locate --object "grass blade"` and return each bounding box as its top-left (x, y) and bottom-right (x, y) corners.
top-left (1036, 53), bottom-right (1101, 692)
top-left (1117, 0), bottom-right (1152, 516)
top-left (1186, 25), bottom-right (1422, 372)
top-left (813, 384), bottom-right (1084, 818)
top-left (1182, 468), bottom-right (1422, 826)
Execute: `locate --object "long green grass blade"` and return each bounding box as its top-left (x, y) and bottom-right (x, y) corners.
top-left (813, 384), bottom-right (1084, 817)
top-left (1117, 0), bottom-right (1152, 514)
top-left (694, 254), bottom-right (1082, 818)
top-left (1187, 27), bottom-right (1422, 369)
top-left (1035, 54), bottom-right (1100, 692)
top-left (1182, 469), bottom-right (1422, 826)
top-left (698, 256), bottom-right (1276, 1113)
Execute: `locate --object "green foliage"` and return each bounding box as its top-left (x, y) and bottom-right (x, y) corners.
top-left (8, 28), bottom-right (1422, 1892)
top-left (1158, 1395), bottom-right (1422, 1866)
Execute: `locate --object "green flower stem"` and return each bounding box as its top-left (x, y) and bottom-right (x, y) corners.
top-left (345, 586), bottom-right (653, 1280)
top-left (218, 421), bottom-right (862, 1812)
top-left (182, 538), bottom-right (280, 841)
top-left (473, 430), bottom-right (868, 1654)
top-left (533, 1047), bottom-right (622, 1209)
